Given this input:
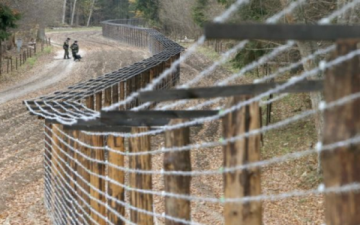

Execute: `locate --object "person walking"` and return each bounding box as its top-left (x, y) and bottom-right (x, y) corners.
top-left (70, 40), bottom-right (81, 61)
top-left (63, 38), bottom-right (71, 59)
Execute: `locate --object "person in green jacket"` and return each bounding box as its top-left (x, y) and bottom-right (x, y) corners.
top-left (63, 38), bottom-right (71, 59)
top-left (70, 40), bottom-right (81, 61)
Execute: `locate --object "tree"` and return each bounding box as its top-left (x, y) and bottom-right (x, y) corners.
top-left (0, 3), bottom-right (21, 41)
top-left (87, 0), bottom-right (96, 26)
top-left (217, 0), bottom-right (277, 69)
top-left (192, 0), bottom-right (208, 27)
top-left (133, 0), bottom-right (159, 22)
top-left (62, 0), bottom-right (67, 24)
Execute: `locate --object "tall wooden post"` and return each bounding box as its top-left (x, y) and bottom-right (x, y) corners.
top-left (131, 76), bottom-right (137, 107)
top-left (129, 127), bottom-right (154, 225)
top-left (119, 81), bottom-right (125, 110)
top-left (60, 127), bottom-right (73, 224)
top-left (44, 122), bottom-right (53, 210)
top-left (51, 124), bottom-right (69, 223)
top-left (105, 84), bottom-right (126, 224)
top-left (90, 91), bottom-right (106, 225)
top-left (222, 96), bottom-right (262, 225)
top-left (104, 87), bottom-right (112, 107)
top-left (164, 119), bottom-right (192, 225)
top-left (112, 83), bottom-right (119, 104)
top-left (70, 129), bottom-right (85, 224)
top-left (107, 135), bottom-right (125, 225)
top-left (126, 79), bottom-right (132, 109)
top-left (322, 39), bottom-right (360, 225)
top-left (77, 95), bottom-right (94, 223)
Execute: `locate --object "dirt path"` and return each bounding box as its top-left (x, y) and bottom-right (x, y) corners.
top-left (0, 30), bottom-right (149, 224)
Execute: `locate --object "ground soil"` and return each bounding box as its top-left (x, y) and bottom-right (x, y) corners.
top-left (0, 30), bottom-right (324, 225)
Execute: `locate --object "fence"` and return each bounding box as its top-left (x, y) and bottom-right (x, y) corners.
top-left (25, 19), bottom-right (183, 224)
top-left (23, 3), bottom-right (360, 225)
top-left (0, 38), bottom-right (51, 76)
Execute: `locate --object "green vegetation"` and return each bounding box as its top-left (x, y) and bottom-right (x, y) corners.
top-left (27, 57), bottom-right (36, 67)
top-left (0, 3), bottom-right (21, 41)
top-left (133, 0), bottom-right (159, 23)
top-left (43, 46), bottom-right (52, 54)
top-left (192, 0), bottom-right (209, 27)
top-left (25, 46), bottom-right (52, 68)
top-left (96, 0), bottom-right (131, 20)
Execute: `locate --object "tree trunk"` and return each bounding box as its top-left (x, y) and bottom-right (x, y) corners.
top-left (62, 0), bottom-right (67, 24)
top-left (37, 27), bottom-right (46, 41)
top-left (70, 0), bottom-right (77, 26)
top-left (76, 7), bottom-right (80, 26)
top-left (87, 0), bottom-right (96, 27)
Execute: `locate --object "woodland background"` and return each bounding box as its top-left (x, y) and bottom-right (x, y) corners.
top-left (1, 0), bottom-right (360, 140)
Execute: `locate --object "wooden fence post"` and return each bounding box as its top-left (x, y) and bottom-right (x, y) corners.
top-left (129, 127), bottom-right (154, 225)
top-left (119, 81), bottom-right (125, 110)
top-left (51, 124), bottom-right (69, 223)
top-left (104, 87), bottom-right (112, 107)
top-left (44, 122), bottom-right (53, 210)
top-left (131, 76), bottom-right (137, 107)
top-left (77, 95), bottom-right (94, 223)
top-left (222, 96), bottom-right (262, 225)
top-left (321, 39), bottom-right (360, 225)
top-left (107, 83), bottom-right (126, 224)
top-left (126, 79), bottom-right (132, 109)
top-left (112, 83), bottom-right (119, 105)
top-left (164, 119), bottom-right (192, 225)
top-left (107, 135), bottom-right (125, 224)
top-left (90, 92), bottom-right (106, 225)
top-left (62, 128), bottom-right (77, 224)
top-left (70, 129), bottom-right (86, 224)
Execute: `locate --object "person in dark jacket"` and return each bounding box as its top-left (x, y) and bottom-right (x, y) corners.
top-left (63, 38), bottom-right (71, 59)
top-left (70, 40), bottom-right (81, 61)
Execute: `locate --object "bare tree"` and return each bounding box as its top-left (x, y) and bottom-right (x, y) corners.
top-left (87, 0), bottom-right (96, 27)
top-left (62, 0), bottom-right (67, 24)
top-left (71, 0), bottom-right (78, 26)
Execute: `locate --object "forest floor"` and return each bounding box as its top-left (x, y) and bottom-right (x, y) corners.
top-left (0, 29), bottom-right (324, 225)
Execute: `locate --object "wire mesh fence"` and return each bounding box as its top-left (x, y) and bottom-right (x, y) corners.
top-left (23, 0), bottom-right (360, 224)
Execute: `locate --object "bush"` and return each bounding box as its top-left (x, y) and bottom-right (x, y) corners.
top-left (27, 57), bottom-right (36, 67)
top-left (44, 46), bottom-right (52, 54)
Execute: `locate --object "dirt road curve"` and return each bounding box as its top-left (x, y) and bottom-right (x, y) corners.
top-left (0, 30), bottom-right (149, 224)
